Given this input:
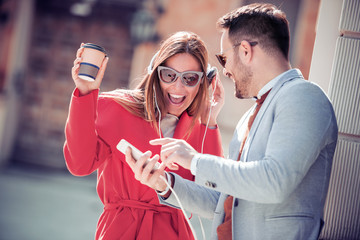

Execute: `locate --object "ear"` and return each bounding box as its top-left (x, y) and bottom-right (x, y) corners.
top-left (238, 41), bottom-right (254, 63)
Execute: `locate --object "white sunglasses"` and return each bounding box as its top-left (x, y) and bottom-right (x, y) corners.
top-left (157, 66), bottom-right (204, 87)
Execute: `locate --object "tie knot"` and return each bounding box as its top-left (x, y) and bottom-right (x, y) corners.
top-left (256, 89), bottom-right (271, 105)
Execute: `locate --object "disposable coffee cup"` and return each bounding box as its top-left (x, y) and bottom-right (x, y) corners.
top-left (78, 43), bottom-right (107, 81)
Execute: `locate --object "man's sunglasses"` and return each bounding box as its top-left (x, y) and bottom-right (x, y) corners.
top-left (215, 41), bottom-right (258, 68)
top-left (157, 66), bottom-right (204, 87)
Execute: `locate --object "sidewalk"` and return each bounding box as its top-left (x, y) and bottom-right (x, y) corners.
top-left (0, 163), bottom-right (101, 240)
top-left (0, 163), bottom-right (211, 240)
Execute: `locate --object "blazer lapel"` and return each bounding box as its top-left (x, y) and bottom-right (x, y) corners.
top-left (241, 69), bottom-right (304, 162)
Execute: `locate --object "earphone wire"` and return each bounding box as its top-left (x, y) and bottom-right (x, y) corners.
top-left (201, 76), bottom-right (218, 154)
top-left (195, 75), bottom-right (218, 240)
top-left (153, 85), bottom-right (162, 138)
top-left (152, 68), bottom-right (218, 240)
top-left (153, 83), bottom-right (201, 240)
top-left (160, 174), bottom-right (199, 240)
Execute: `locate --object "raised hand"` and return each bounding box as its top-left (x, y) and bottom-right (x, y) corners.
top-left (201, 74), bottom-right (225, 126)
top-left (71, 43), bottom-right (109, 96)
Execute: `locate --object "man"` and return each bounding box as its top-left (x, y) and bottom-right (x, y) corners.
top-left (126, 3), bottom-right (338, 240)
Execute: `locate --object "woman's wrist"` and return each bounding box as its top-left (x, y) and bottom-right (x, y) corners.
top-left (156, 172), bottom-right (174, 199)
top-left (201, 118), bottom-right (217, 128)
top-left (77, 87), bottom-right (92, 96)
top-left (208, 119), bottom-right (217, 127)
top-left (156, 172), bottom-right (170, 195)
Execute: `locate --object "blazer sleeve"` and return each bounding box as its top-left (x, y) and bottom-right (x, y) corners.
top-left (63, 88), bottom-right (111, 176)
top-left (159, 173), bottom-right (221, 219)
top-left (194, 82), bottom-right (338, 204)
top-left (159, 125), bottom-right (223, 218)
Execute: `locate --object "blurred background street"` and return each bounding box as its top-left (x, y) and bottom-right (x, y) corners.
top-left (0, 163), bottom-right (101, 240)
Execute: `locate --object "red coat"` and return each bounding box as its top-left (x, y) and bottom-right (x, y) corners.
top-left (63, 89), bottom-right (223, 240)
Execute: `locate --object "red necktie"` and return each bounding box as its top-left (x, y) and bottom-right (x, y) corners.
top-left (217, 89), bottom-right (271, 240)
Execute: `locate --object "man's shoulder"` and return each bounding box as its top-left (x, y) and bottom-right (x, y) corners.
top-left (276, 78), bottom-right (334, 115)
top-left (280, 76), bottom-right (326, 97)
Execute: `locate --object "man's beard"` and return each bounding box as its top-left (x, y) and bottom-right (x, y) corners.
top-left (234, 60), bottom-right (253, 99)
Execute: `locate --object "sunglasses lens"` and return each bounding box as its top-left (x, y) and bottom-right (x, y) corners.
top-left (182, 73), bottom-right (200, 87)
top-left (159, 68), bottom-right (177, 83)
top-left (216, 54), bottom-right (226, 67)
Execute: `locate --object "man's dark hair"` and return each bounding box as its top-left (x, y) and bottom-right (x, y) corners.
top-left (217, 3), bottom-right (290, 60)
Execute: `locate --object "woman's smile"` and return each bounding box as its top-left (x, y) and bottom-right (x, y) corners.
top-left (168, 93), bottom-right (186, 105)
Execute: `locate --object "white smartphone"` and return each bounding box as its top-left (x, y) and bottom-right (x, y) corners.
top-left (116, 139), bottom-right (160, 170)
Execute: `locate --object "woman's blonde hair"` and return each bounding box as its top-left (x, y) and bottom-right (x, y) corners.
top-left (102, 31), bottom-right (210, 136)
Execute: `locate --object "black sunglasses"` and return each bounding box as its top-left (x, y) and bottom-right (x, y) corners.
top-left (215, 41), bottom-right (258, 68)
top-left (157, 66), bottom-right (204, 87)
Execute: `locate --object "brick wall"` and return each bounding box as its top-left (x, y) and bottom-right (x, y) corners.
top-left (13, 1), bottom-right (138, 168)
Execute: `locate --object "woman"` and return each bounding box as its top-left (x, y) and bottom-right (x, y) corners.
top-left (63, 31), bottom-right (224, 239)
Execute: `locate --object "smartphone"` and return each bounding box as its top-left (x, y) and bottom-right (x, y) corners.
top-left (117, 139), bottom-right (160, 170)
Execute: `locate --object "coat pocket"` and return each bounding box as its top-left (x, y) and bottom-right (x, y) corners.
top-left (265, 212), bottom-right (315, 221)
top-left (264, 213), bottom-right (317, 240)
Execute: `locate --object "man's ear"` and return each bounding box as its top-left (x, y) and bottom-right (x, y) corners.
top-left (239, 40), bottom-right (254, 63)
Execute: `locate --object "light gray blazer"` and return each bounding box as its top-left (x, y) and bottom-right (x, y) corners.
top-left (160, 69), bottom-right (338, 240)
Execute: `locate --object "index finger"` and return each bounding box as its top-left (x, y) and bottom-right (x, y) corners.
top-left (76, 45), bottom-right (84, 58)
top-left (149, 138), bottom-right (176, 146)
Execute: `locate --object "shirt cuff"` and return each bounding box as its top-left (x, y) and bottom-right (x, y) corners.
top-left (190, 154), bottom-right (201, 175)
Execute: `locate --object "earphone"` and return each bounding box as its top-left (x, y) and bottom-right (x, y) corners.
top-left (206, 65), bottom-right (217, 85)
top-left (147, 51), bottom-right (159, 75)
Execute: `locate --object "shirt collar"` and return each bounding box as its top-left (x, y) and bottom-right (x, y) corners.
top-left (254, 70), bottom-right (291, 100)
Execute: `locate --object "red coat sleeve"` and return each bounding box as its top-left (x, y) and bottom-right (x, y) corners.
top-left (198, 124), bottom-right (223, 157)
top-left (63, 88), bottom-right (111, 176)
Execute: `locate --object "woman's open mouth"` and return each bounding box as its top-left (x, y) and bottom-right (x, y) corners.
top-left (168, 93), bottom-right (186, 105)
